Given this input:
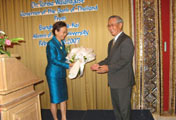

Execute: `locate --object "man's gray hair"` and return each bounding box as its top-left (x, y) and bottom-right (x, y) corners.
top-left (108, 15), bottom-right (123, 24)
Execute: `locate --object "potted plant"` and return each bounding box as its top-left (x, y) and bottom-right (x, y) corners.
top-left (0, 31), bottom-right (24, 56)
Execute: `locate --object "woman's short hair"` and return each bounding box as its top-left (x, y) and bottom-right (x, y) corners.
top-left (52, 21), bottom-right (67, 36)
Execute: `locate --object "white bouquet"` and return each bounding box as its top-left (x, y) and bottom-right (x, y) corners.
top-left (66, 47), bottom-right (96, 79)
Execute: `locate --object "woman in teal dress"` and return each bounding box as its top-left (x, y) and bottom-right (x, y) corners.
top-left (45, 21), bottom-right (73, 120)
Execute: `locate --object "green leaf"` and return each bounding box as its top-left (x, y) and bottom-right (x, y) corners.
top-left (0, 41), bottom-right (4, 44)
top-left (0, 49), bottom-right (11, 56)
top-left (0, 38), bottom-right (5, 44)
top-left (84, 56), bottom-right (87, 60)
top-left (10, 38), bottom-right (24, 42)
top-left (0, 49), bottom-right (6, 54)
top-left (5, 51), bottom-right (10, 56)
top-left (65, 45), bottom-right (71, 54)
top-left (69, 59), bottom-right (74, 63)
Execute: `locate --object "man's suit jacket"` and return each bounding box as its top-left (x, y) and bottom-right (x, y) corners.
top-left (99, 32), bottom-right (135, 88)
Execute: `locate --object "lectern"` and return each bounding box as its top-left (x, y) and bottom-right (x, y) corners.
top-left (0, 54), bottom-right (43, 120)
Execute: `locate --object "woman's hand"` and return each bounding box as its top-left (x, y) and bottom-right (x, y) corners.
top-left (69, 63), bottom-right (74, 67)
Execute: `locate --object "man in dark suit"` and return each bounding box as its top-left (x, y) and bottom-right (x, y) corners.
top-left (91, 15), bottom-right (135, 120)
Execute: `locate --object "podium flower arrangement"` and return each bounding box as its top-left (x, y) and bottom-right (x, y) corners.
top-left (66, 47), bottom-right (96, 79)
top-left (0, 31), bottom-right (24, 56)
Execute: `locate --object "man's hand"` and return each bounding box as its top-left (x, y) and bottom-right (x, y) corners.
top-left (97, 65), bottom-right (109, 73)
top-left (90, 64), bottom-right (100, 71)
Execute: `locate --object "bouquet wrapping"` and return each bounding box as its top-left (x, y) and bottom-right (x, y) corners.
top-left (66, 47), bottom-right (96, 79)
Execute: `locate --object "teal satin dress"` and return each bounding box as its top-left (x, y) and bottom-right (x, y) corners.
top-left (45, 36), bottom-right (69, 104)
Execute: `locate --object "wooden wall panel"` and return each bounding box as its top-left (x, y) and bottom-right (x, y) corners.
top-left (171, 0), bottom-right (176, 115)
top-left (0, 0), bottom-right (132, 110)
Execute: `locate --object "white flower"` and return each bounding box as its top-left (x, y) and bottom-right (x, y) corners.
top-left (0, 31), bottom-right (5, 35)
top-left (66, 47), bottom-right (96, 79)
